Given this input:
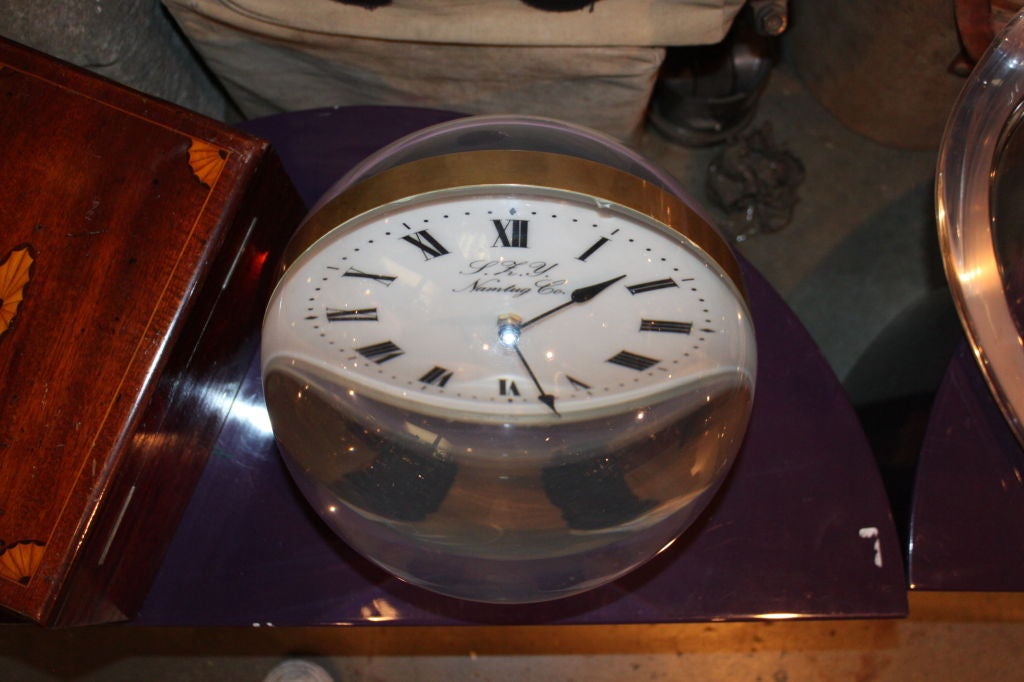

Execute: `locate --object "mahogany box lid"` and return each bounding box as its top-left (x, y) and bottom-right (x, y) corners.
top-left (0, 36), bottom-right (303, 625)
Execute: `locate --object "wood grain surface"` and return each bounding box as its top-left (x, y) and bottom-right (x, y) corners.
top-left (0, 36), bottom-right (303, 625)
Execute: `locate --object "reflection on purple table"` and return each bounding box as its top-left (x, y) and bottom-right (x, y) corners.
top-left (910, 343), bottom-right (1024, 591)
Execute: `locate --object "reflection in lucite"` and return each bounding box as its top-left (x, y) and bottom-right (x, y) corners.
top-left (264, 364), bottom-right (752, 603)
top-left (937, 12), bottom-right (1024, 447)
top-left (992, 100), bottom-right (1024, 335)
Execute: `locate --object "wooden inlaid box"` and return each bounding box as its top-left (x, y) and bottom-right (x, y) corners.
top-left (0, 36), bottom-right (304, 625)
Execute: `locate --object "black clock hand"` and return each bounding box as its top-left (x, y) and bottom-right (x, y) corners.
top-left (520, 274), bottom-right (626, 329)
top-left (513, 344), bottom-right (560, 417)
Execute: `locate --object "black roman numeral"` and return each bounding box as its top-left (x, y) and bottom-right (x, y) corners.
top-left (577, 237), bottom-right (609, 262)
top-left (626, 278), bottom-right (678, 295)
top-left (639, 319), bottom-right (692, 334)
top-left (356, 341), bottom-right (404, 364)
top-left (326, 307), bottom-right (378, 322)
top-left (401, 228), bottom-right (449, 260)
top-left (342, 267), bottom-right (397, 286)
top-left (607, 350), bottom-right (660, 371)
top-left (492, 219), bottom-right (529, 247)
top-left (499, 379), bottom-right (521, 396)
top-left (419, 366), bottom-right (453, 387)
top-left (566, 376), bottom-right (591, 390)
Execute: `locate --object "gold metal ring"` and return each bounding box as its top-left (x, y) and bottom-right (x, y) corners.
top-left (282, 150), bottom-right (744, 295)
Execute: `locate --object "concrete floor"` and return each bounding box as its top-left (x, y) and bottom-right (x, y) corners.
top-left (2, 39), bottom-right (1022, 682)
top-left (640, 67), bottom-right (943, 388)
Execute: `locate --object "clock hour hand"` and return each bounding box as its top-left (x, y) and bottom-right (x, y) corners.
top-left (520, 274), bottom-right (626, 329)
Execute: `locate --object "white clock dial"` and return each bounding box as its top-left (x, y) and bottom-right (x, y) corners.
top-left (263, 187), bottom-right (753, 423)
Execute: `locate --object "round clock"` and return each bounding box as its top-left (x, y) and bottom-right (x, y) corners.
top-left (261, 115), bottom-right (756, 603)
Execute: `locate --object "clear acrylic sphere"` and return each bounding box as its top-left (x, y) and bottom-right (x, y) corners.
top-left (261, 116), bottom-right (756, 603)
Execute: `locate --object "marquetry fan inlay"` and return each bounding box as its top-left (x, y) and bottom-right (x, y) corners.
top-left (0, 540), bottom-right (45, 585)
top-left (188, 139), bottom-right (228, 187)
top-left (0, 244), bottom-right (34, 339)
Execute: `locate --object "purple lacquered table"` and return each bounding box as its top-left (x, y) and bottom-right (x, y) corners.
top-left (136, 107), bottom-right (906, 625)
top-left (909, 343), bottom-right (1024, 591)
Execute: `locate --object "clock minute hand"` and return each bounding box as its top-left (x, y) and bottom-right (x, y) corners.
top-left (520, 274), bottom-right (627, 330)
top-left (513, 345), bottom-right (560, 417)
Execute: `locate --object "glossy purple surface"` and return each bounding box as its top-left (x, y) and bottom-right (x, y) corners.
top-left (909, 343), bottom-right (1024, 591)
top-left (136, 107), bottom-right (906, 625)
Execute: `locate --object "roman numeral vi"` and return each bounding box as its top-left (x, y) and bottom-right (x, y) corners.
top-left (499, 379), bottom-right (521, 396)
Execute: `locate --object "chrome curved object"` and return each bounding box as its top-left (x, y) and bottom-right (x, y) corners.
top-left (937, 10), bottom-right (1024, 445)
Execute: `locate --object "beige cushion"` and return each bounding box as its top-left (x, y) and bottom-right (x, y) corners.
top-left (164, 0), bottom-right (742, 140)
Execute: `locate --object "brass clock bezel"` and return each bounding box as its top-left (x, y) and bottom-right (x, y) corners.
top-left (280, 150), bottom-right (744, 295)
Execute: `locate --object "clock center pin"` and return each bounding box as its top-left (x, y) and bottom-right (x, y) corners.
top-left (497, 313), bottom-right (523, 348)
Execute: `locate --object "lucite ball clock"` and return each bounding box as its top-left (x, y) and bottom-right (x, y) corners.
top-left (261, 116), bottom-right (756, 603)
